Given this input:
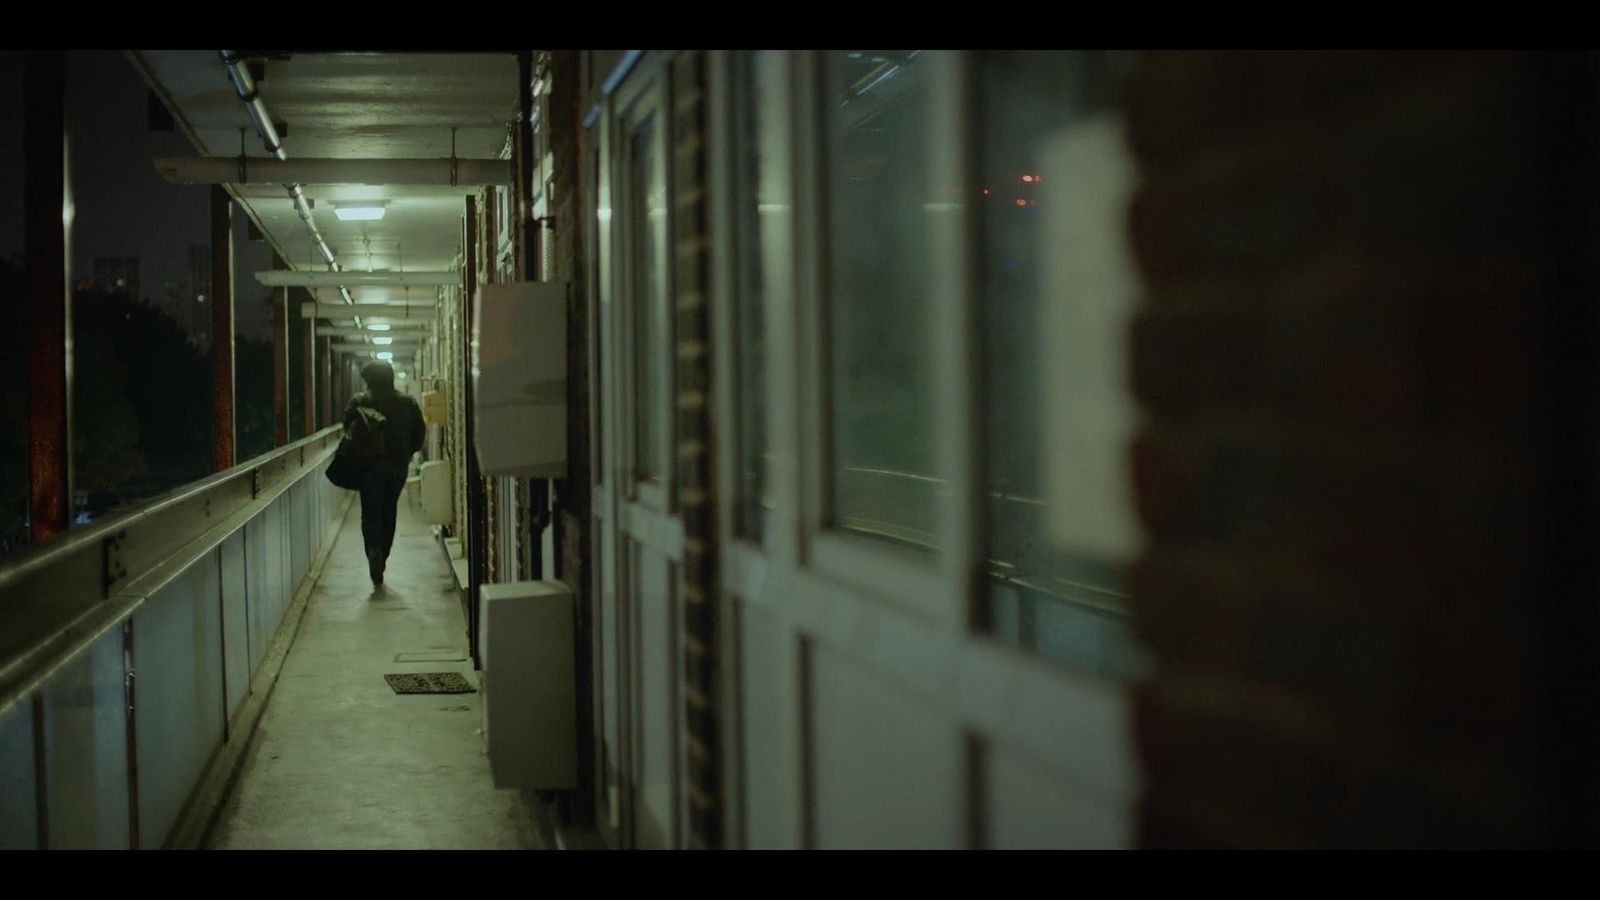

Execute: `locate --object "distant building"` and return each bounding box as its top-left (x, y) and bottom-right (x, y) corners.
top-left (93, 257), bottom-right (140, 299)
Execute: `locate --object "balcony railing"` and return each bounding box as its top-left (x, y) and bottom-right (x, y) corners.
top-left (0, 425), bottom-right (346, 849)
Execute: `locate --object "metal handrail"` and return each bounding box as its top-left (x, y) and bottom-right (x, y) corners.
top-left (0, 426), bottom-right (342, 718)
top-left (0, 425), bottom-right (341, 593)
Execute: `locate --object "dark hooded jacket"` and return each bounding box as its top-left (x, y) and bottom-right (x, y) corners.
top-left (345, 386), bottom-right (426, 475)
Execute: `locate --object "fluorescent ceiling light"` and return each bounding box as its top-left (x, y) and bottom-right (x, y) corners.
top-left (373, 336), bottom-right (394, 345)
top-left (334, 202), bottom-right (387, 222)
top-left (376, 351), bottom-right (394, 360)
top-left (367, 322), bottom-right (392, 331)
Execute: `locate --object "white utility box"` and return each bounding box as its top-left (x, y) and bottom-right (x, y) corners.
top-left (480, 580), bottom-right (577, 790)
top-left (420, 459), bottom-right (453, 526)
top-left (472, 281), bottom-right (567, 479)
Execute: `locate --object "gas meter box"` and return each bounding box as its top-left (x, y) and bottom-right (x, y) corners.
top-left (471, 281), bottom-right (567, 479)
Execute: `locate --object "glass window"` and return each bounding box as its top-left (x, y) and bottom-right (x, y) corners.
top-left (733, 53), bottom-right (773, 544)
top-left (590, 140), bottom-right (605, 486)
top-left (822, 50), bottom-right (939, 552)
top-left (977, 51), bottom-right (1138, 677)
top-left (66, 51), bottom-right (219, 522)
top-left (628, 112), bottom-right (669, 484)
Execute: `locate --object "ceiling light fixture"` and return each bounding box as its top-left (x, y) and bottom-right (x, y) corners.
top-left (376, 351), bottom-right (394, 361)
top-left (373, 336), bottom-right (394, 345)
top-left (334, 201), bottom-right (388, 222)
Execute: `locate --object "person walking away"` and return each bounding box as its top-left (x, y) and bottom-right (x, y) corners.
top-left (345, 360), bottom-right (426, 587)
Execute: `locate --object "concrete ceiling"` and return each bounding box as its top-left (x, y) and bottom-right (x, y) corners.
top-left (132, 51), bottom-right (518, 317)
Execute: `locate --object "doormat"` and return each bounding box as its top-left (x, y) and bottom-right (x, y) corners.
top-left (383, 672), bottom-right (476, 694)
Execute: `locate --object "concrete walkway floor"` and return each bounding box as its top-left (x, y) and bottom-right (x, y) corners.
top-left (208, 491), bottom-right (543, 850)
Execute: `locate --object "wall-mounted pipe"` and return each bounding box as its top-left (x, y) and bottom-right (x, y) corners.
top-left (259, 270), bottom-right (457, 288)
top-left (330, 342), bottom-right (421, 356)
top-left (154, 156), bottom-right (513, 187)
top-left (300, 301), bottom-right (437, 319)
top-left (219, 50), bottom-right (356, 310)
top-left (317, 327), bottom-right (428, 339)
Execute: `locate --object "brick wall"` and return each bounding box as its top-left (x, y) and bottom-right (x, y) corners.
top-left (1124, 51), bottom-right (1599, 847)
top-left (669, 51), bottom-right (722, 851)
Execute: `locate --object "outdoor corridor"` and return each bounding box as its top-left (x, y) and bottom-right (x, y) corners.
top-left (206, 490), bottom-right (543, 850)
top-left (5, 49), bottom-right (1595, 851)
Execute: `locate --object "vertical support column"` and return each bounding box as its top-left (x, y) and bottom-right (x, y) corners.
top-left (347, 358), bottom-right (356, 412)
top-left (553, 48), bottom-right (596, 829)
top-left (331, 353), bottom-right (344, 422)
top-left (211, 186), bottom-right (236, 472)
top-left (518, 49), bottom-right (536, 283)
top-left (302, 292), bottom-right (316, 437)
top-left (271, 255), bottom-right (290, 448)
top-left (520, 50), bottom-right (552, 584)
top-left (24, 51), bottom-right (71, 542)
top-left (465, 195), bottom-right (487, 665)
top-left (318, 334), bottom-right (332, 429)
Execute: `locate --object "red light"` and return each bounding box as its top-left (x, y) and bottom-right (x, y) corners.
top-left (1022, 175), bottom-right (1035, 183)
top-left (1015, 198), bottom-right (1027, 207)
top-left (982, 188), bottom-right (990, 195)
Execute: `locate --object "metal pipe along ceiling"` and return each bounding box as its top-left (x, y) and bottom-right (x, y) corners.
top-left (154, 157), bottom-right (514, 186)
top-left (218, 50), bottom-right (357, 311)
top-left (318, 327), bottom-right (428, 339)
top-left (258, 270), bottom-right (458, 288)
top-left (299, 302), bottom-right (437, 319)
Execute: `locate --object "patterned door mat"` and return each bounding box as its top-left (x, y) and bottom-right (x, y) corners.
top-left (383, 672), bottom-right (477, 694)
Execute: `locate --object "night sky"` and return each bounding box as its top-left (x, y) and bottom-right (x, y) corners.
top-left (1, 50), bottom-right (274, 340)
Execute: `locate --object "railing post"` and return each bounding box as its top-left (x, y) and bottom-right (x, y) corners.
top-left (25, 50), bottom-right (71, 543)
top-left (211, 186), bottom-right (236, 472)
top-left (464, 195), bottom-right (486, 666)
top-left (318, 335), bottom-right (332, 429)
top-left (303, 292), bottom-right (316, 438)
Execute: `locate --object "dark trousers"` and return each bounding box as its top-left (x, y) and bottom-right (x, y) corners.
top-left (358, 468), bottom-right (407, 565)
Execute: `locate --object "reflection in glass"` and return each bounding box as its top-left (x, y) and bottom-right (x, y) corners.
top-left (43, 628), bottom-right (131, 848)
top-left (978, 51), bottom-right (1137, 677)
top-left (629, 114), bottom-right (669, 484)
top-left (823, 50), bottom-right (939, 551)
top-left (591, 144), bottom-right (605, 485)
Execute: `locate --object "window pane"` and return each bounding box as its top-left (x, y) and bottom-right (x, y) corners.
top-left (591, 141), bottom-right (605, 486)
top-left (823, 50), bottom-right (939, 551)
top-left (734, 53), bottom-right (774, 544)
top-left (629, 113), bottom-right (668, 483)
top-left (66, 51), bottom-right (223, 522)
top-left (977, 51), bottom-right (1138, 677)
